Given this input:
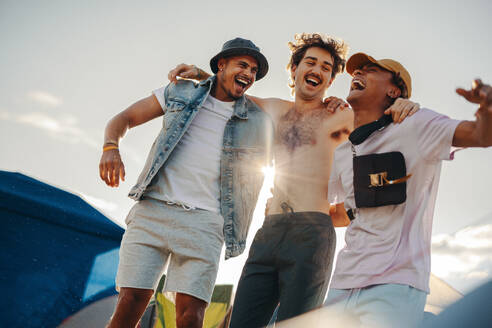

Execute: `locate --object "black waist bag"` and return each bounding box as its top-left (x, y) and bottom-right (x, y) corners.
top-left (353, 151), bottom-right (408, 208)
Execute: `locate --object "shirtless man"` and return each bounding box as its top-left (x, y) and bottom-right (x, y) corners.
top-left (169, 33), bottom-right (418, 327)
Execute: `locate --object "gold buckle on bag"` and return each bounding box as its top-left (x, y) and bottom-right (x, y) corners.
top-left (369, 172), bottom-right (412, 187)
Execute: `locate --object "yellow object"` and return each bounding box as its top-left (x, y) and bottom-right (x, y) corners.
top-left (103, 145), bottom-right (118, 152)
top-left (369, 172), bottom-right (412, 187)
top-left (149, 275), bottom-right (233, 328)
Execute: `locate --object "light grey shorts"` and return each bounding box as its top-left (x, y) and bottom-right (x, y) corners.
top-left (324, 284), bottom-right (427, 328)
top-left (116, 198), bottom-right (224, 303)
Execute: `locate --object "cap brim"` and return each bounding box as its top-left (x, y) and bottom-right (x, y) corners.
top-left (346, 53), bottom-right (378, 76)
top-left (209, 47), bottom-right (269, 81)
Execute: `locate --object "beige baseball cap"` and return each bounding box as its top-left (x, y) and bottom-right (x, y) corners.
top-left (346, 52), bottom-right (412, 98)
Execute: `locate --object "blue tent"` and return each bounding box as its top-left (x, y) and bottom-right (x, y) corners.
top-left (0, 171), bottom-right (124, 327)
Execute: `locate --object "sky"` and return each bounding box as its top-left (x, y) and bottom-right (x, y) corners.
top-left (1, 0), bottom-right (491, 294)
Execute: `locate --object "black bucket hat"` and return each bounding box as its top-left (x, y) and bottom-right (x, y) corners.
top-left (210, 37), bottom-right (269, 81)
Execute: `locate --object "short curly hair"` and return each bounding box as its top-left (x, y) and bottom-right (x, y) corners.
top-left (287, 33), bottom-right (349, 90)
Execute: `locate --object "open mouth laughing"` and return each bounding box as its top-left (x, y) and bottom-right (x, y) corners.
top-left (351, 77), bottom-right (366, 91)
top-left (304, 74), bottom-right (322, 87)
top-left (234, 76), bottom-right (251, 92)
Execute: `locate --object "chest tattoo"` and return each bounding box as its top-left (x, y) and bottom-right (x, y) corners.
top-left (277, 107), bottom-right (331, 152)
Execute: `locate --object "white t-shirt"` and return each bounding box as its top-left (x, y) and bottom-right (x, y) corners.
top-left (328, 108), bottom-right (461, 293)
top-left (143, 87), bottom-right (235, 213)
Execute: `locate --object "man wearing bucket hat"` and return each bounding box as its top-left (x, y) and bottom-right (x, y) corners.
top-left (99, 37), bottom-right (273, 328)
top-left (324, 52), bottom-right (492, 327)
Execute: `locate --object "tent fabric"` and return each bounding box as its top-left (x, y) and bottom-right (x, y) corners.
top-left (422, 279), bottom-right (492, 327)
top-left (425, 273), bottom-right (463, 314)
top-left (0, 171), bottom-right (124, 328)
top-left (0, 171), bottom-right (123, 239)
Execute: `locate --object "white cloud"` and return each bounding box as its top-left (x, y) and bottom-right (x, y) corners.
top-left (4, 109), bottom-right (143, 166)
top-left (28, 91), bottom-right (63, 107)
top-left (17, 112), bottom-right (63, 132)
top-left (16, 111), bottom-right (99, 148)
top-left (432, 224), bottom-right (492, 257)
top-left (432, 223), bottom-right (492, 292)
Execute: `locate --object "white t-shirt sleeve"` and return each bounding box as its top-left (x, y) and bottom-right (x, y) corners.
top-left (328, 150), bottom-right (345, 205)
top-left (412, 108), bottom-right (461, 162)
top-left (152, 87), bottom-right (166, 113)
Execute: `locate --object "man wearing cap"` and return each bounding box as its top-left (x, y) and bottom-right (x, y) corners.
top-left (325, 52), bottom-right (492, 327)
top-left (99, 37), bottom-right (272, 328)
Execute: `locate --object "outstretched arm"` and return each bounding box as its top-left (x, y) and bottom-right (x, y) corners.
top-left (99, 95), bottom-right (163, 187)
top-left (453, 79), bottom-right (492, 147)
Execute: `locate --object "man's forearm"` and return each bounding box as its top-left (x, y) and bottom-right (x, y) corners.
top-left (194, 66), bottom-right (211, 81)
top-left (103, 95), bottom-right (164, 146)
top-left (476, 104), bottom-right (492, 146)
top-left (104, 112), bottom-right (131, 146)
top-left (453, 105), bottom-right (492, 147)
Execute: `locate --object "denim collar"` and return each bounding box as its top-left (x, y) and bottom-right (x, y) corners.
top-left (200, 76), bottom-right (248, 120)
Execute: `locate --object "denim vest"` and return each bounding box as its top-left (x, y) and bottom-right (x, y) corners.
top-left (129, 76), bottom-right (274, 259)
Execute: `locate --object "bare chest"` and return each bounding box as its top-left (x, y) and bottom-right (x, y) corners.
top-left (276, 108), bottom-right (332, 152)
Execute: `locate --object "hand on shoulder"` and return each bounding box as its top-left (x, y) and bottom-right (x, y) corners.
top-left (384, 98), bottom-right (420, 124)
top-left (323, 96), bottom-right (350, 113)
